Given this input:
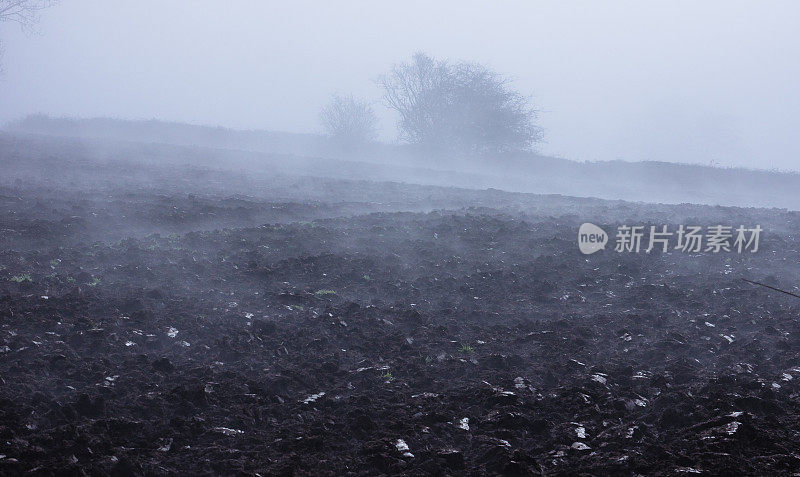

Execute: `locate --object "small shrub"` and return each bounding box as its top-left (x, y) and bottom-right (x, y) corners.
top-left (320, 94), bottom-right (378, 148)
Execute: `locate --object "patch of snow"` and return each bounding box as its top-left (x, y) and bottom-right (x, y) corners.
top-left (494, 388), bottom-right (516, 397)
top-left (591, 374), bottom-right (607, 385)
top-left (575, 426), bottom-right (586, 439)
top-left (302, 392), bottom-right (325, 404)
top-left (675, 467), bottom-right (702, 473)
top-left (395, 439), bottom-right (414, 458)
top-left (166, 327), bottom-right (178, 338)
top-left (411, 392), bottom-right (439, 399)
top-left (457, 417), bottom-right (470, 431)
top-left (214, 427), bottom-right (244, 436)
top-left (724, 422), bottom-right (740, 435)
top-left (735, 363), bottom-right (753, 373)
top-left (125, 341), bottom-right (136, 347)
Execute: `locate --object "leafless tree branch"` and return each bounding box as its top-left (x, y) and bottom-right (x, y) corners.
top-left (378, 52), bottom-right (541, 154)
top-left (0, 0), bottom-right (58, 30)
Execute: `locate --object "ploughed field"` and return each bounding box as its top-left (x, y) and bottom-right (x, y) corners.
top-left (2, 141), bottom-right (800, 475)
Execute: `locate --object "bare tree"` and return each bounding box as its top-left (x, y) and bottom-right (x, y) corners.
top-left (0, 0), bottom-right (56, 28)
top-left (319, 94), bottom-right (378, 149)
top-left (378, 53), bottom-right (451, 147)
top-left (0, 0), bottom-right (58, 70)
top-left (378, 52), bottom-right (541, 154)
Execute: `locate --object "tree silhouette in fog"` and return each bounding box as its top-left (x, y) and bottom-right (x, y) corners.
top-left (378, 52), bottom-right (542, 155)
top-left (319, 94), bottom-right (379, 149)
top-left (0, 0), bottom-right (58, 71)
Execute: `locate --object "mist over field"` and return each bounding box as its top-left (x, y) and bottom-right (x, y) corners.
top-left (2, 2), bottom-right (800, 475)
top-left (2, 1), bottom-right (800, 170)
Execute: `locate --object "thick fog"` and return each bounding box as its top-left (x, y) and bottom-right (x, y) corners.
top-left (1, 0), bottom-right (799, 170)
top-left (6, 4), bottom-right (800, 474)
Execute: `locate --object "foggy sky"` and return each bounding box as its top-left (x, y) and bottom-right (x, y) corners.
top-left (1, 0), bottom-right (798, 170)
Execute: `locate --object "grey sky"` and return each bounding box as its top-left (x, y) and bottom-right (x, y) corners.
top-left (1, 0), bottom-right (798, 169)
